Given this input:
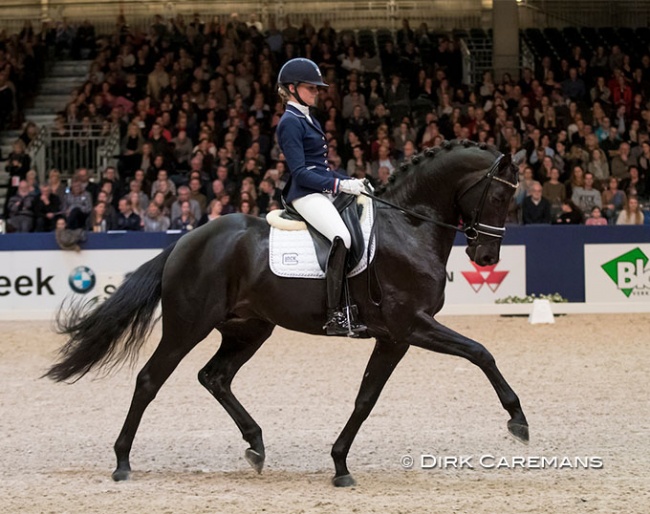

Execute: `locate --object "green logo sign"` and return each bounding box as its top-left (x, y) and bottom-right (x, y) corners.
top-left (601, 248), bottom-right (649, 298)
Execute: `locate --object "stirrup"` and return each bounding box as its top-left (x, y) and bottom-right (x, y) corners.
top-left (324, 309), bottom-right (367, 337)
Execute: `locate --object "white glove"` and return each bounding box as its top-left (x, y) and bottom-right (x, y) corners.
top-left (339, 179), bottom-right (366, 196)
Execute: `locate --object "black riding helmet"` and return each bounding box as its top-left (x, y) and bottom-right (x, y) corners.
top-left (277, 58), bottom-right (328, 106)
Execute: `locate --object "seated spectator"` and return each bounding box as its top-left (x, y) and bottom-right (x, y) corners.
top-left (46, 168), bottom-right (67, 203)
top-left (561, 67), bottom-right (586, 102)
top-left (585, 206), bottom-right (608, 226)
top-left (257, 178), bottom-right (281, 216)
top-left (522, 181), bottom-right (552, 224)
top-left (346, 145), bottom-right (372, 177)
top-left (636, 141), bottom-right (650, 177)
top-left (572, 172), bottom-right (602, 216)
top-left (188, 176), bottom-right (208, 213)
top-left (384, 74), bottom-right (410, 106)
top-left (620, 166), bottom-right (647, 200)
top-left (150, 190), bottom-right (173, 218)
top-left (219, 193), bottom-right (237, 215)
top-left (616, 196), bottom-right (644, 225)
top-left (142, 203), bottom-right (171, 232)
top-left (399, 140), bottom-right (417, 164)
top-left (565, 165), bottom-right (587, 203)
top-left (587, 148), bottom-right (610, 188)
top-left (392, 121), bottom-right (417, 160)
top-left (96, 190), bottom-right (118, 223)
top-left (601, 177), bottom-right (627, 223)
top-left (150, 169), bottom-right (177, 197)
top-left (170, 200), bottom-right (196, 231)
top-left (610, 142), bottom-right (633, 180)
top-left (553, 199), bottom-right (583, 225)
top-left (371, 144), bottom-right (397, 176)
top-left (120, 122), bottom-right (145, 175)
top-left (5, 140), bottom-right (31, 201)
top-left (63, 179), bottom-right (93, 229)
top-left (85, 201), bottom-right (114, 232)
top-left (6, 180), bottom-right (36, 232)
top-left (542, 167), bottom-right (566, 218)
top-left (171, 130), bottom-right (193, 171)
top-left (25, 169), bottom-right (40, 195)
top-left (171, 186), bottom-right (202, 222)
top-left (33, 184), bottom-right (62, 232)
top-left (76, 167), bottom-right (99, 201)
top-left (116, 197), bottom-right (142, 231)
top-left (198, 199), bottom-right (224, 226)
top-left (376, 165), bottom-right (392, 187)
top-left (239, 199), bottom-right (255, 215)
top-left (348, 105), bottom-right (370, 140)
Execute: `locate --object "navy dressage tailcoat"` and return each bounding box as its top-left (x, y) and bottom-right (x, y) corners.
top-left (277, 104), bottom-right (350, 204)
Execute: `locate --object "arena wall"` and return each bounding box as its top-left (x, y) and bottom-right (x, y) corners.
top-left (0, 225), bottom-right (648, 320)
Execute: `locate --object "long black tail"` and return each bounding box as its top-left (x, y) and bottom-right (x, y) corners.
top-left (45, 243), bottom-right (177, 382)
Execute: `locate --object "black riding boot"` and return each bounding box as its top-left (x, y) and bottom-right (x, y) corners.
top-left (324, 237), bottom-right (367, 337)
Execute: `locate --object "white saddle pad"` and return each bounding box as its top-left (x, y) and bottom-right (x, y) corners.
top-left (267, 198), bottom-right (376, 279)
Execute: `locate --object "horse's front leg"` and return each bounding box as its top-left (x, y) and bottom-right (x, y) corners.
top-left (406, 313), bottom-right (529, 443)
top-left (330, 338), bottom-right (409, 487)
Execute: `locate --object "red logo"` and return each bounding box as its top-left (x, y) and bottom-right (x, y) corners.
top-left (461, 262), bottom-right (509, 293)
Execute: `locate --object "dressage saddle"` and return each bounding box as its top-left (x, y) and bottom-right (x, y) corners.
top-left (280, 193), bottom-right (367, 273)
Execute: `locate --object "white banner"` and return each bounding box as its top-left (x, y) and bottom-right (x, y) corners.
top-left (0, 249), bottom-right (160, 319)
top-left (0, 245), bottom-right (527, 319)
top-left (585, 244), bottom-right (650, 303)
top-left (444, 246), bottom-right (526, 305)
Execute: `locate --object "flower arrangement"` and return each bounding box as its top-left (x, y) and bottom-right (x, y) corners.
top-left (495, 293), bottom-right (568, 304)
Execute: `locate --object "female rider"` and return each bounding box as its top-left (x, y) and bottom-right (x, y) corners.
top-left (276, 58), bottom-right (367, 337)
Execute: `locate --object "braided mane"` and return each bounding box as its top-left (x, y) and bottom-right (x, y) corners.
top-left (377, 139), bottom-right (496, 204)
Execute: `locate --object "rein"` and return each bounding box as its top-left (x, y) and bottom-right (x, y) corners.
top-left (361, 153), bottom-right (516, 240)
top-left (359, 191), bottom-right (464, 233)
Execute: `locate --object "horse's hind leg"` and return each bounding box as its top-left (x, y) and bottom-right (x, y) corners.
top-left (112, 320), bottom-right (212, 481)
top-left (331, 339), bottom-right (409, 487)
top-left (198, 319), bottom-right (274, 473)
top-left (408, 316), bottom-right (529, 443)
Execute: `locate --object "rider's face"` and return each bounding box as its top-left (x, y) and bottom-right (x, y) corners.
top-left (294, 83), bottom-right (318, 106)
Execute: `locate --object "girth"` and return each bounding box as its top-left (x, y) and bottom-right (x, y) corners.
top-left (281, 194), bottom-right (366, 272)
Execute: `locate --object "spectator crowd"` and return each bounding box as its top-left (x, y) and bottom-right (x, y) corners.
top-left (3, 12), bottom-right (650, 234)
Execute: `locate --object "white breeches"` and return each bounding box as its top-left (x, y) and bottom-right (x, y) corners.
top-left (292, 193), bottom-right (351, 249)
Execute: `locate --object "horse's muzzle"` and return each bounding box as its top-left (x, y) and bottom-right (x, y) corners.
top-left (466, 241), bottom-right (500, 267)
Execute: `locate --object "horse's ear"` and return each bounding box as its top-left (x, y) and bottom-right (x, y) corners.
top-left (498, 153), bottom-right (512, 170)
top-left (512, 149), bottom-right (527, 166)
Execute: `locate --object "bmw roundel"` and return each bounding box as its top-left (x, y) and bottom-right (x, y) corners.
top-left (68, 266), bottom-right (96, 294)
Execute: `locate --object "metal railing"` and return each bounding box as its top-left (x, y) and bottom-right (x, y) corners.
top-left (26, 122), bottom-right (120, 182)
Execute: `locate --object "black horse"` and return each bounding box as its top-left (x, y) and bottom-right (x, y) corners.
top-left (46, 140), bottom-right (529, 487)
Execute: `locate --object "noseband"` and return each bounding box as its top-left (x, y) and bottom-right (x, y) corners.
top-left (457, 154), bottom-right (518, 240)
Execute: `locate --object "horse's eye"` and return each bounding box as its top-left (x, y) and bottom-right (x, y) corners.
top-left (490, 194), bottom-right (507, 205)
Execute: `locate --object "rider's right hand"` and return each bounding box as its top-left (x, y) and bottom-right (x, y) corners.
top-left (339, 179), bottom-right (366, 196)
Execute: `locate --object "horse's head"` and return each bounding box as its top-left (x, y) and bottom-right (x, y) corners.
top-left (458, 149), bottom-right (524, 266)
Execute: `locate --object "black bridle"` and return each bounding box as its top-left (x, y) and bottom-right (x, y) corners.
top-left (361, 154), bottom-right (517, 240)
top-left (456, 154), bottom-right (518, 240)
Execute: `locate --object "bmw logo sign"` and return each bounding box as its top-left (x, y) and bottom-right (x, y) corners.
top-left (68, 266), bottom-right (96, 294)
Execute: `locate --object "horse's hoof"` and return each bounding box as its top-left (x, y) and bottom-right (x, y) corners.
top-left (508, 420), bottom-right (530, 444)
top-left (112, 468), bottom-right (131, 481)
top-left (332, 474), bottom-right (356, 487)
top-left (245, 448), bottom-right (265, 474)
